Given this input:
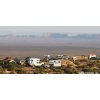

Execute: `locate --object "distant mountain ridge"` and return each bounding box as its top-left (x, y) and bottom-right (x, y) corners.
top-left (0, 32), bottom-right (100, 39)
top-left (50, 33), bottom-right (68, 38)
top-left (72, 34), bottom-right (100, 39)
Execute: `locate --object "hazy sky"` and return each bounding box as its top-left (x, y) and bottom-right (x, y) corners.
top-left (0, 26), bottom-right (100, 36)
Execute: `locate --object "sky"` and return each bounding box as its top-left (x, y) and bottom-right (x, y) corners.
top-left (0, 26), bottom-right (100, 36)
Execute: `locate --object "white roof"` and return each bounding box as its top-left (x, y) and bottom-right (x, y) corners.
top-left (29, 58), bottom-right (40, 60)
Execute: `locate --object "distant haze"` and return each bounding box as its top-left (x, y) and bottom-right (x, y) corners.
top-left (0, 26), bottom-right (100, 36)
top-left (0, 26), bottom-right (100, 47)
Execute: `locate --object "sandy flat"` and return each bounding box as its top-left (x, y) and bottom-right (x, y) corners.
top-left (0, 45), bottom-right (100, 59)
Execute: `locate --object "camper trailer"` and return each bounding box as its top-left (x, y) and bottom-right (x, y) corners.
top-left (27, 58), bottom-right (44, 67)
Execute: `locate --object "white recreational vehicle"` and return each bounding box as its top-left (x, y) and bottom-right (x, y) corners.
top-left (27, 58), bottom-right (44, 67)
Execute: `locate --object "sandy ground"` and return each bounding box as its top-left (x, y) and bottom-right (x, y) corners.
top-left (0, 45), bottom-right (100, 59)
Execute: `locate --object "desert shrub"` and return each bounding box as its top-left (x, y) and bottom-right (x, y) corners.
top-left (3, 62), bottom-right (19, 71)
top-left (0, 60), bottom-right (4, 66)
top-left (16, 68), bottom-right (27, 74)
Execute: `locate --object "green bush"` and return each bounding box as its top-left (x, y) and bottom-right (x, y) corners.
top-left (3, 62), bottom-right (19, 71)
top-left (0, 60), bottom-right (4, 66)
